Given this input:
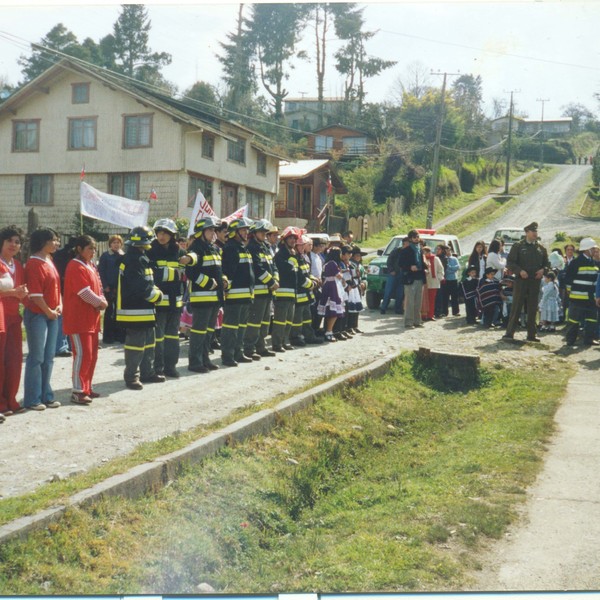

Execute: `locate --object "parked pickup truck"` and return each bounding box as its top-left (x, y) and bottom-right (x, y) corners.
top-left (365, 229), bottom-right (463, 310)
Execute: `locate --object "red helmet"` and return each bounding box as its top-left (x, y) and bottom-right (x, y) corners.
top-left (280, 226), bottom-right (305, 240)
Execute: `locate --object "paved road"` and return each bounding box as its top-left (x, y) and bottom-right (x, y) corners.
top-left (462, 164), bottom-right (597, 253)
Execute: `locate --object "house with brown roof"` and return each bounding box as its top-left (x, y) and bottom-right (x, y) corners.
top-left (307, 124), bottom-right (377, 159)
top-left (0, 58), bottom-right (287, 234)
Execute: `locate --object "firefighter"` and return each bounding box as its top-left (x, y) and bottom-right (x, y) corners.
top-left (564, 237), bottom-right (599, 346)
top-left (146, 218), bottom-right (185, 378)
top-left (243, 219), bottom-right (279, 359)
top-left (272, 226), bottom-right (302, 352)
top-left (291, 234), bottom-right (320, 346)
top-left (183, 216), bottom-right (224, 373)
top-left (221, 216), bottom-right (255, 367)
top-left (116, 226), bottom-right (163, 390)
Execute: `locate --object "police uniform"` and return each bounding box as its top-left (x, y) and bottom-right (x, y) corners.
top-left (116, 229), bottom-right (163, 388)
top-left (504, 222), bottom-right (549, 341)
top-left (243, 229), bottom-right (278, 358)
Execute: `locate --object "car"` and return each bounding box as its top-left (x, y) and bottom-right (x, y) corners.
top-left (365, 229), bottom-right (464, 310)
top-left (491, 227), bottom-right (524, 253)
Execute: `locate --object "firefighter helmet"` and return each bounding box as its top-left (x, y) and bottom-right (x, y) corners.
top-left (227, 216), bottom-right (254, 237)
top-left (153, 218), bottom-right (177, 235)
top-left (250, 219), bottom-right (274, 233)
top-left (127, 225), bottom-right (155, 248)
top-left (193, 216), bottom-right (222, 237)
top-left (280, 226), bottom-right (304, 240)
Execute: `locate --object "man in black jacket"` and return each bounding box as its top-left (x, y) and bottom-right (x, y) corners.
top-left (380, 237), bottom-right (408, 315)
top-left (397, 230), bottom-right (427, 328)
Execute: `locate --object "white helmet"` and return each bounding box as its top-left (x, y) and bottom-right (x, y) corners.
top-left (579, 237), bottom-right (599, 252)
top-left (153, 218), bottom-right (177, 235)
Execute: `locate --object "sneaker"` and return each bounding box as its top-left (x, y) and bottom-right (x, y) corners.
top-left (235, 355), bottom-right (253, 364)
top-left (28, 404), bottom-right (46, 411)
top-left (88, 391), bottom-right (101, 399)
top-left (126, 380), bottom-right (144, 390)
top-left (71, 392), bottom-right (92, 405)
top-left (243, 350), bottom-right (261, 361)
top-left (56, 350), bottom-right (72, 357)
top-left (45, 401), bottom-right (61, 408)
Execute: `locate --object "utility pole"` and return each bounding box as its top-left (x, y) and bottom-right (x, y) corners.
top-left (426, 71), bottom-right (460, 229)
top-left (503, 90), bottom-right (520, 195)
top-left (536, 98), bottom-right (549, 171)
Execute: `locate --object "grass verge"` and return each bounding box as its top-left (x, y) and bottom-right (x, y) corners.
top-left (0, 354), bottom-right (573, 593)
top-left (578, 187), bottom-right (600, 219)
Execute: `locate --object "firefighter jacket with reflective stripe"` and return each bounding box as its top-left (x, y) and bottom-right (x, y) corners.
top-left (184, 238), bottom-right (223, 305)
top-left (116, 249), bottom-right (162, 328)
top-left (146, 240), bottom-right (185, 311)
top-left (296, 254), bottom-right (314, 304)
top-left (564, 253), bottom-right (599, 307)
top-left (222, 239), bottom-right (255, 304)
top-left (274, 245), bottom-right (298, 302)
top-left (248, 237), bottom-right (278, 296)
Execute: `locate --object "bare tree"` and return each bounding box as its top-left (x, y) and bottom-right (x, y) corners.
top-left (390, 61), bottom-right (432, 104)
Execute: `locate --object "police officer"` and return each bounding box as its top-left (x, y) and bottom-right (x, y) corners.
top-left (221, 217), bottom-right (255, 366)
top-left (116, 226), bottom-right (163, 390)
top-left (502, 222), bottom-right (549, 342)
top-left (243, 219), bottom-right (279, 359)
top-left (564, 237), bottom-right (599, 346)
top-left (183, 216), bottom-right (224, 373)
top-left (146, 218), bottom-right (185, 378)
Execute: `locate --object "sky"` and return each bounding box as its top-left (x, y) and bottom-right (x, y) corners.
top-left (0, 0), bottom-right (599, 122)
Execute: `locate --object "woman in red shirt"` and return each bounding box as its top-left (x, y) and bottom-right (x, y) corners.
top-left (63, 235), bottom-right (107, 405)
top-left (0, 226), bottom-right (28, 418)
top-left (23, 228), bottom-right (62, 410)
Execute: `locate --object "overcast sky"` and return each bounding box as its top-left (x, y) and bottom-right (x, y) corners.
top-left (0, 1), bottom-right (599, 121)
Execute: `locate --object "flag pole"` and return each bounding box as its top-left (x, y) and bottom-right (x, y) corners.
top-left (80, 164), bottom-right (85, 235)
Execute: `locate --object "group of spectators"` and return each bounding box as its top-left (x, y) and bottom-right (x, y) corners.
top-left (380, 223), bottom-right (600, 346)
top-left (1, 219), bottom-right (599, 423)
top-left (0, 221), bottom-right (368, 420)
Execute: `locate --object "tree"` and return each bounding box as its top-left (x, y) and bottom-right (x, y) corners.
top-left (451, 74), bottom-right (486, 149)
top-left (112, 5), bottom-right (172, 83)
top-left (0, 75), bottom-right (14, 103)
top-left (490, 97), bottom-right (508, 119)
top-left (18, 23), bottom-right (92, 83)
top-left (246, 3), bottom-right (307, 121)
top-left (561, 102), bottom-right (597, 132)
top-left (217, 4), bottom-right (257, 115)
top-left (333, 5), bottom-right (396, 117)
top-left (182, 81), bottom-right (220, 112)
top-left (391, 61), bottom-right (432, 104)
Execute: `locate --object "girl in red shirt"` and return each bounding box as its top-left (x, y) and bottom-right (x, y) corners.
top-left (63, 235), bottom-right (107, 405)
top-left (0, 226), bottom-right (28, 418)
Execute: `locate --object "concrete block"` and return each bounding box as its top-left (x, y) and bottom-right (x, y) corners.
top-left (220, 409), bottom-right (278, 445)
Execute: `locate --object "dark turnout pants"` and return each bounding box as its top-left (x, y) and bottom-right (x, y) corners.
top-left (565, 304), bottom-right (598, 345)
top-left (189, 304), bottom-right (219, 369)
top-left (221, 303), bottom-right (250, 362)
top-left (244, 295), bottom-right (272, 354)
top-left (506, 278), bottom-right (540, 338)
top-left (154, 309), bottom-right (181, 374)
top-left (271, 300), bottom-right (295, 348)
top-left (124, 327), bottom-right (156, 384)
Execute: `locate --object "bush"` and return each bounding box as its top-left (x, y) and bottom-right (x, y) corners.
top-left (436, 165), bottom-right (461, 198)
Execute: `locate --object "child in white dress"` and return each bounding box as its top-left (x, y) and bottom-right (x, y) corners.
top-left (539, 271), bottom-right (560, 332)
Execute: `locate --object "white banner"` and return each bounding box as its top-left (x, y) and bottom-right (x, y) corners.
top-left (222, 204), bottom-right (248, 224)
top-left (80, 182), bottom-right (149, 229)
top-left (188, 190), bottom-right (217, 237)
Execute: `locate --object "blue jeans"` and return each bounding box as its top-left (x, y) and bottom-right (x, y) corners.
top-left (54, 314), bottom-right (71, 354)
top-left (23, 309), bottom-right (59, 407)
top-left (381, 272), bottom-right (404, 313)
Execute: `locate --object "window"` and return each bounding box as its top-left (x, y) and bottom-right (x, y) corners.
top-left (300, 186), bottom-right (312, 218)
top-left (13, 120), bottom-right (40, 152)
top-left (247, 189), bottom-right (266, 219)
top-left (202, 134), bottom-right (214, 159)
top-left (256, 151), bottom-right (267, 176)
top-left (123, 114), bottom-right (152, 148)
top-left (25, 175), bottom-right (53, 205)
top-left (286, 182), bottom-right (296, 212)
top-left (227, 137), bottom-right (246, 164)
top-left (108, 173), bottom-right (140, 199)
top-left (343, 136), bottom-right (367, 154)
top-left (68, 117), bottom-right (97, 150)
top-left (72, 83), bottom-right (90, 104)
top-left (188, 174), bottom-right (213, 208)
top-left (315, 135), bottom-right (333, 152)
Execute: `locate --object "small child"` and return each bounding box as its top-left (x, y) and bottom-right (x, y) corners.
top-left (461, 265), bottom-right (479, 325)
top-left (500, 274), bottom-right (515, 328)
top-left (478, 266), bottom-right (502, 328)
top-left (539, 271), bottom-right (560, 332)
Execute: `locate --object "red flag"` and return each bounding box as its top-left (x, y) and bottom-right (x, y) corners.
top-left (80, 165), bottom-right (85, 181)
top-left (149, 188), bottom-right (158, 200)
top-left (327, 172), bottom-right (333, 195)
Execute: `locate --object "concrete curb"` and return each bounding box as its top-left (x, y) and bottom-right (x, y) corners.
top-left (0, 351), bottom-right (401, 545)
